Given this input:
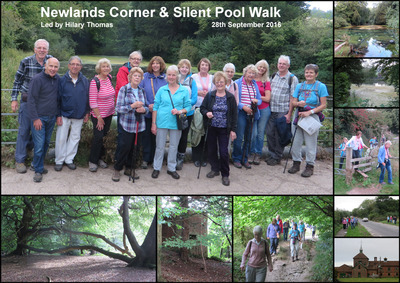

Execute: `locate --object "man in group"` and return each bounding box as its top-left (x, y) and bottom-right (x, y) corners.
top-left (266, 55), bottom-right (298, 166)
top-left (54, 56), bottom-right (89, 171)
top-left (378, 140), bottom-right (394, 185)
top-left (11, 39), bottom-right (52, 173)
top-left (114, 51), bottom-right (143, 174)
top-left (27, 57), bottom-right (60, 182)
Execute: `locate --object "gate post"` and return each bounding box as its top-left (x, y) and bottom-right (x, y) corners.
top-left (345, 147), bottom-right (353, 184)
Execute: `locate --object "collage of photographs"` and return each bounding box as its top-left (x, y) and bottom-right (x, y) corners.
top-left (0, 1), bottom-right (398, 282)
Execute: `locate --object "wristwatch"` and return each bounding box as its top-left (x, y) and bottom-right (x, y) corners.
top-left (310, 109), bottom-right (315, 115)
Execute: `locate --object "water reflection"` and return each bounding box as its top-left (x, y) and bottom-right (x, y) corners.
top-left (366, 38), bottom-right (392, 57)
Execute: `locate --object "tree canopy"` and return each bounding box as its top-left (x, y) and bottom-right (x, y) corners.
top-left (1, 1), bottom-right (333, 82)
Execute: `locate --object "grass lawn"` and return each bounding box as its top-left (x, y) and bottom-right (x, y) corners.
top-left (345, 224), bottom-right (371, 237)
top-left (380, 220), bottom-right (399, 226)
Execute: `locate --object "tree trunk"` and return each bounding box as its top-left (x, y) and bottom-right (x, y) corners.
top-left (157, 211), bottom-right (162, 281)
top-left (179, 196), bottom-right (190, 262)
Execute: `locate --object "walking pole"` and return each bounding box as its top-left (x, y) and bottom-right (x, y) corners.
top-left (129, 113), bottom-right (140, 183)
top-left (197, 118), bottom-right (210, 179)
top-left (283, 124), bottom-right (298, 174)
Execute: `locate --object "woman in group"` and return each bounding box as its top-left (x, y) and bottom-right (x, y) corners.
top-left (288, 64), bottom-right (329, 177)
top-left (266, 218), bottom-right (280, 256)
top-left (139, 56), bottom-right (167, 169)
top-left (223, 63), bottom-right (239, 104)
top-left (378, 140), bottom-right (394, 185)
top-left (176, 59), bottom-right (198, 171)
top-left (232, 64), bottom-right (261, 169)
top-left (250, 59), bottom-right (271, 165)
top-left (289, 223), bottom-right (301, 262)
top-left (298, 220), bottom-right (306, 242)
top-left (191, 58), bottom-right (214, 167)
top-left (112, 67), bottom-right (148, 182)
top-left (200, 71), bottom-right (237, 186)
top-left (344, 130), bottom-right (369, 170)
top-left (241, 226), bottom-right (273, 282)
top-left (338, 137), bottom-right (348, 169)
top-left (88, 58), bottom-right (115, 172)
top-left (151, 65), bottom-right (191, 180)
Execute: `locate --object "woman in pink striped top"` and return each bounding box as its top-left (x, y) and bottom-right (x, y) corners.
top-left (88, 58), bottom-right (115, 172)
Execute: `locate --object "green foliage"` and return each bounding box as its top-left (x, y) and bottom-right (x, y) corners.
top-left (178, 39), bottom-right (200, 66)
top-left (311, 232), bottom-right (333, 282)
top-left (334, 2), bottom-right (370, 26)
top-left (334, 72), bottom-right (351, 107)
top-left (335, 16), bottom-right (349, 28)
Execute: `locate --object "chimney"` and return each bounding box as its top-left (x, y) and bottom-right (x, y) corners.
top-left (374, 257), bottom-right (377, 262)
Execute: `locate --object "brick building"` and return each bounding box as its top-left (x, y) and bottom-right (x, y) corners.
top-left (335, 244), bottom-right (399, 279)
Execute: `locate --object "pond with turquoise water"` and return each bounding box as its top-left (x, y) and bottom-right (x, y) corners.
top-left (335, 25), bottom-right (399, 57)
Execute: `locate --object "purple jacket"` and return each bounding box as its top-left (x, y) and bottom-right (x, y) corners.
top-left (266, 223), bottom-right (281, 239)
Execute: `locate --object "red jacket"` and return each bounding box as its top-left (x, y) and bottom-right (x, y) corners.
top-left (115, 63), bottom-right (130, 101)
top-left (277, 219), bottom-right (283, 234)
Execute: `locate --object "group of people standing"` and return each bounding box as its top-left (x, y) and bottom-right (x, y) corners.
top-left (342, 216), bottom-right (358, 230)
top-left (387, 215), bottom-right (397, 224)
top-left (337, 131), bottom-right (394, 185)
top-left (241, 216), bottom-right (315, 282)
top-left (11, 38), bottom-right (329, 184)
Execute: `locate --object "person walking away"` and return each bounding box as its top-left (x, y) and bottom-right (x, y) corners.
top-left (12, 39), bottom-right (52, 174)
top-left (283, 220), bottom-right (289, 241)
top-left (241, 226), bottom-right (273, 282)
top-left (27, 58), bottom-right (60, 182)
top-left (55, 56), bottom-right (89, 171)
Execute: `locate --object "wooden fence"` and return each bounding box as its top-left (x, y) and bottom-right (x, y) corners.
top-left (344, 147), bottom-right (375, 184)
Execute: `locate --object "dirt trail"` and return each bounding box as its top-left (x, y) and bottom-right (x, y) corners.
top-left (350, 84), bottom-right (397, 107)
top-left (266, 238), bottom-right (316, 282)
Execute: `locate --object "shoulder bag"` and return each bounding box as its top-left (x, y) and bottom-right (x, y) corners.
top-left (168, 91), bottom-right (188, 130)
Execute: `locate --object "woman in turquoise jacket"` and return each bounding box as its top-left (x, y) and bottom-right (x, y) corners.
top-left (151, 65), bottom-right (191, 180)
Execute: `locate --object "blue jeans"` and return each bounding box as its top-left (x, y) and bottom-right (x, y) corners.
top-left (15, 101), bottom-right (34, 163)
top-left (270, 238), bottom-right (278, 254)
top-left (31, 116), bottom-right (56, 173)
top-left (232, 110), bottom-right (254, 163)
top-left (379, 160), bottom-right (392, 183)
top-left (251, 107), bottom-right (271, 155)
top-left (350, 222), bottom-right (355, 229)
top-left (283, 228), bottom-right (289, 241)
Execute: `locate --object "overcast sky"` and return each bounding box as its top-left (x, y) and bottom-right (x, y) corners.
top-left (307, 1), bottom-right (333, 12)
top-left (335, 238), bottom-right (399, 267)
top-left (335, 196), bottom-right (399, 211)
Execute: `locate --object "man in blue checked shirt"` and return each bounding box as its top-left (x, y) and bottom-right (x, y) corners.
top-left (11, 39), bottom-right (52, 174)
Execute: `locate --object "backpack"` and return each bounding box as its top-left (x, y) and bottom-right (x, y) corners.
top-left (249, 239), bottom-right (268, 256)
top-left (92, 74), bottom-right (113, 92)
top-left (271, 72), bottom-right (295, 89)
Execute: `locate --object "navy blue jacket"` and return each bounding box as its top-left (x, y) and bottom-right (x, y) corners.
top-left (276, 116), bottom-right (292, 147)
top-left (27, 70), bottom-right (60, 121)
top-left (58, 71), bottom-right (90, 119)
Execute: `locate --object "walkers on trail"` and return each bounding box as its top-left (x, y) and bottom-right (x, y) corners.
top-left (241, 226), bottom-right (273, 282)
top-left (342, 217), bottom-right (347, 230)
top-left (338, 137), bottom-right (348, 169)
top-left (378, 141), bottom-right (394, 185)
top-left (289, 222), bottom-right (301, 262)
top-left (311, 225), bottom-right (316, 239)
top-left (283, 219), bottom-right (290, 241)
top-left (298, 220), bottom-right (306, 242)
top-left (344, 131), bottom-right (369, 170)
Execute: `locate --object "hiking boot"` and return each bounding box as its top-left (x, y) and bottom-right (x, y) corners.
top-left (242, 162), bottom-right (251, 169)
top-left (253, 154), bottom-right (261, 165)
top-left (33, 173), bottom-right (43, 183)
top-left (98, 159), bottom-right (108, 168)
top-left (152, 170), bottom-right (160, 179)
top-left (65, 163), bottom-right (76, 170)
top-left (233, 162), bottom-right (242, 169)
top-left (222, 176), bottom-right (230, 186)
top-left (124, 169), bottom-right (139, 179)
top-left (288, 161), bottom-right (301, 174)
top-left (206, 171), bottom-right (220, 178)
top-left (292, 256), bottom-right (294, 262)
top-left (296, 256), bottom-right (299, 260)
top-left (266, 158), bottom-right (280, 166)
top-left (89, 162), bottom-right (98, 172)
top-left (248, 153), bottom-right (255, 164)
top-left (141, 161), bottom-right (148, 169)
top-left (54, 164), bottom-right (63, 171)
top-left (301, 164), bottom-right (314, 177)
top-left (167, 170), bottom-right (180, 179)
top-left (16, 163), bottom-right (27, 174)
top-left (176, 152), bottom-right (185, 171)
top-left (112, 170), bottom-right (120, 182)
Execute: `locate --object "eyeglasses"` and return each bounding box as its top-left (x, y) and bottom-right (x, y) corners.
top-left (130, 58), bottom-right (141, 61)
top-left (69, 63), bottom-right (81, 67)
